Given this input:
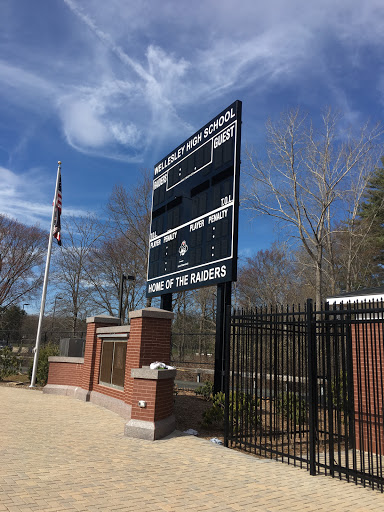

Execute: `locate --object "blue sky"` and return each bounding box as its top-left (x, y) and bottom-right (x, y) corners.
top-left (1, 0), bottom-right (384, 263)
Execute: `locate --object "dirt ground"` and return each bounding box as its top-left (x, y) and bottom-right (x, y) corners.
top-left (173, 388), bottom-right (224, 441)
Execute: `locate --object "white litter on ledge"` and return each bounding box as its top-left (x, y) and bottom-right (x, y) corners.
top-left (149, 361), bottom-right (176, 370)
top-left (183, 429), bottom-right (198, 436)
top-left (210, 438), bottom-right (223, 445)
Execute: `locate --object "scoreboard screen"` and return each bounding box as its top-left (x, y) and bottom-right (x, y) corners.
top-left (146, 100), bottom-right (242, 297)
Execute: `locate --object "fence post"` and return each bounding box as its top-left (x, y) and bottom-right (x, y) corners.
top-left (325, 301), bottom-right (335, 477)
top-left (345, 302), bottom-right (356, 463)
top-left (307, 298), bottom-right (317, 476)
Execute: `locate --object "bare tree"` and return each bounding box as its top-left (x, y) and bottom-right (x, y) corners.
top-left (237, 243), bottom-right (309, 307)
top-left (192, 286), bottom-right (216, 357)
top-left (85, 233), bottom-right (147, 321)
top-left (0, 214), bottom-right (46, 308)
top-left (320, 148), bottom-right (384, 294)
top-left (328, 222), bottom-right (382, 292)
top-left (53, 171), bottom-right (153, 323)
top-left (106, 170), bottom-right (152, 305)
top-left (172, 291), bottom-right (194, 360)
top-left (245, 108), bottom-right (383, 304)
top-left (54, 214), bottom-right (104, 333)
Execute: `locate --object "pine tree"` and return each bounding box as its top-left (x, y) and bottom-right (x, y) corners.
top-left (358, 157), bottom-right (384, 283)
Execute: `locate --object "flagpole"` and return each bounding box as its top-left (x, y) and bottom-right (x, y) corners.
top-left (30, 161), bottom-right (62, 388)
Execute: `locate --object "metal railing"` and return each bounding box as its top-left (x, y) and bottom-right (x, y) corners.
top-left (226, 300), bottom-right (384, 492)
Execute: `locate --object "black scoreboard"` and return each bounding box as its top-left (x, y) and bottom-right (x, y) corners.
top-left (146, 100), bottom-right (242, 297)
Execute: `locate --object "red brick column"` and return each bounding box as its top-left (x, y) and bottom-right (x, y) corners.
top-left (124, 307), bottom-right (174, 408)
top-left (125, 367), bottom-right (176, 440)
top-left (81, 315), bottom-right (120, 400)
top-left (352, 322), bottom-right (384, 454)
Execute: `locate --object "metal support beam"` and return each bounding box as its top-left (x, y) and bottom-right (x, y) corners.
top-left (214, 281), bottom-right (231, 395)
top-left (161, 293), bottom-right (172, 312)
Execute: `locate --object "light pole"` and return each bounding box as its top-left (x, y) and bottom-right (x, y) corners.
top-left (22, 303), bottom-right (30, 311)
top-left (51, 295), bottom-right (63, 331)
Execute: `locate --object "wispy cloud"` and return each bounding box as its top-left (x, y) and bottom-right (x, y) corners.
top-left (238, 247), bottom-right (253, 259)
top-left (0, 167), bottom-right (89, 227)
top-left (1, 0), bottom-right (384, 164)
top-left (2, 0), bottom-right (384, 295)
top-left (60, 0), bottom-right (384, 152)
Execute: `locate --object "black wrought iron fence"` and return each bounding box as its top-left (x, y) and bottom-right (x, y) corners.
top-left (226, 300), bottom-right (384, 492)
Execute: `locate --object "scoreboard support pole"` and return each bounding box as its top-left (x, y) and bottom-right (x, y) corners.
top-left (161, 293), bottom-right (173, 312)
top-left (214, 281), bottom-right (231, 394)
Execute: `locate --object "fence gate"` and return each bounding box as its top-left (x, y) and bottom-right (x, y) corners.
top-left (225, 300), bottom-right (384, 492)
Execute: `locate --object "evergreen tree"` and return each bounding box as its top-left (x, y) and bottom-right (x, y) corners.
top-left (358, 157), bottom-right (384, 283)
top-left (0, 305), bottom-right (25, 342)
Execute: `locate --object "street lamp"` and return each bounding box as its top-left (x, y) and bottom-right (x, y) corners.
top-left (22, 303), bottom-right (30, 311)
top-left (51, 295), bottom-right (63, 331)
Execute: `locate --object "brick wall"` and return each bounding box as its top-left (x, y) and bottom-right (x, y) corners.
top-left (351, 322), bottom-right (384, 454)
top-left (46, 309), bottom-right (175, 439)
top-left (47, 359), bottom-right (83, 387)
top-left (154, 379), bottom-right (175, 421)
top-left (124, 310), bottom-right (173, 406)
top-left (130, 377), bottom-right (174, 422)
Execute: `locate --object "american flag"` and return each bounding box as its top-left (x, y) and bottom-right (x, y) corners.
top-left (53, 175), bottom-right (62, 246)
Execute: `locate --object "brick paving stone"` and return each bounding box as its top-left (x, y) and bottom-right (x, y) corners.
top-left (1, 387), bottom-right (384, 511)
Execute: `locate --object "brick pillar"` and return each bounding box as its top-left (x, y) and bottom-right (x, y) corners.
top-left (124, 307), bottom-right (174, 407)
top-left (352, 322), bottom-right (384, 454)
top-left (125, 367), bottom-right (176, 440)
top-left (78, 315), bottom-right (120, 401)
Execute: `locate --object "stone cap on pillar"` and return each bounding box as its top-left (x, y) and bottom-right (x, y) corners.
top-left (86, 314), bottom-right (120, 324)
top-left (96, 325), bottom-right (130, 335)
top-left (128, 307), bottom-right (174, 321)
top-left (48, 356), bottom-right (84, 364)
top-left (131, 366), bottom-right (177, 380)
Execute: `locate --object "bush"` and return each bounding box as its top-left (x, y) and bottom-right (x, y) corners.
top-left (0, 346), bottom-right (20, 379)
top-left (195, 381), bottom-right (214, 400)
top-left (332, 371), bottom-right (348, 410)
top-left (276, 392), bottom-right (307, 424)
top-left (331, 371), bottom-right (349, 419)
top-left (202, 391), bottom-right (260, 429)
top-left (28, 343), bottom-right (59, 386)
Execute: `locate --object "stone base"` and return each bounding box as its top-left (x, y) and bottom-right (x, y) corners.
top-left (74, 387), bottom-right (91, 402)
top-left (43, 386), bottom-right (131, 419)
top-left (43, 384), bottom-right (84, 398)
top-left (124, 415), bottom-right (175, 441)
top-left (89, 390), bottom-right (131, 420)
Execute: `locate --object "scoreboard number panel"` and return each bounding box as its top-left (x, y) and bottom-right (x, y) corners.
top-left (146, 100), bottom-right (242, 297)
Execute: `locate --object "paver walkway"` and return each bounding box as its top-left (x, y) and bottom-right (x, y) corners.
top-left (1, 387), bottom-right (383, 511)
